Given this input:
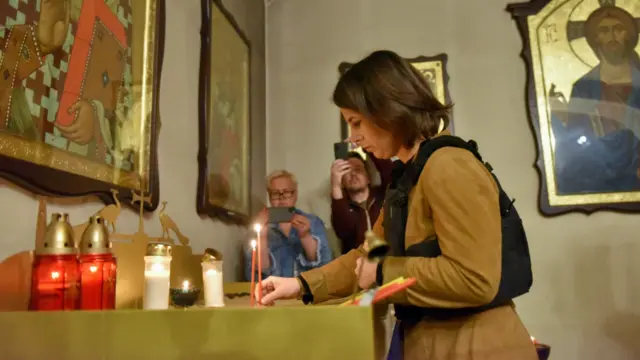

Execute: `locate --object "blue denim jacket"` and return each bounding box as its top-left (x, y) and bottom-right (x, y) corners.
top-left (244, 209), bottom-right (333, 280)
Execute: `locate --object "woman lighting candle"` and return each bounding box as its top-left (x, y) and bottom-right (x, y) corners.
top-left (251, 50), bottom-right (537, 359)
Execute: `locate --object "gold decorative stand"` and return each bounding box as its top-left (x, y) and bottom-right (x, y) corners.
top-left (35, 188), bottom-right (197, 309)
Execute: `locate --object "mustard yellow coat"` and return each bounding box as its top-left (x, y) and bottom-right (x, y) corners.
top-left (301, 140), bottom-right (538, 360)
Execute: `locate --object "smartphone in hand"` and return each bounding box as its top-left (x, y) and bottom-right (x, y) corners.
top-left (334, 142), bottom-right (350, 160)
top-left (267, 207), bottom-right (296, 223)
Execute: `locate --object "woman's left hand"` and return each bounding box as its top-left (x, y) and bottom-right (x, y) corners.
top-left (291, 214), bottom-right (311, 237)
top-left (355, 257), bottom-right (378, 289)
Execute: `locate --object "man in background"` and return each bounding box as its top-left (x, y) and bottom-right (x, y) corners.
top-left (330, 152), bottom-right (392, 254)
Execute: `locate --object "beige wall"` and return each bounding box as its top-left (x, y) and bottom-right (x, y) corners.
top-left (0, 0), bottom-right (265, 281)
top-left (267, 0), bottom-right (640, 359)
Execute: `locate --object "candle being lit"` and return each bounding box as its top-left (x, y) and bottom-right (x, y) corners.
top-left (253, 223), bottom-right (263, 303)
top-left (250, 239), bottom-right (257, 306)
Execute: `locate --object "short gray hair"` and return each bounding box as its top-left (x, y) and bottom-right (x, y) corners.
top-left (266, 170), bottom-right (298, 189)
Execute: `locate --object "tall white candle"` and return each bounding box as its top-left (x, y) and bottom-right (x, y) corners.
top-left (143, 259), bottom-right (171, 310)
top-left (202, 264), bottom-right (224, 307)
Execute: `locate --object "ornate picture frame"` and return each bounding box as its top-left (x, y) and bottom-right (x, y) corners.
top-left (508, 0), bottom-right (640, 215)
top-left (0, 0), bottom-right (165, 211)
top-left (338, 53), bottom-right (454, 141)
top-left (197, 0), bottom-right (251, 225)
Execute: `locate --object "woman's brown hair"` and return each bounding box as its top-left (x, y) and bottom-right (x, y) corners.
top-left (333, 50), bottom-right (452, 147)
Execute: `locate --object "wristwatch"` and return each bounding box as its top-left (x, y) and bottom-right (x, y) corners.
top-left (376, 259), bottom-right (385, 286)
top-left (296, 275), bottom-right (314, 304)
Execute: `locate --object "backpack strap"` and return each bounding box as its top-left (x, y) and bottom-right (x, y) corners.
top-left (394, 135), bottom-right (516, 217)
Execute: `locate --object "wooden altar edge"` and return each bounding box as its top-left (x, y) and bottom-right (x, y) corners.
top-left (0, 304), bottom-right (379, 360)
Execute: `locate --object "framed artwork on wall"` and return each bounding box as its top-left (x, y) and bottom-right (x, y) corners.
top-left (338, 53), bottom-right (454, 144)
top-left (508, 0), bottom-right (640, 215)
top-left (197, 0), bottom-right (251, 225)
top-left (0, 0), bottom-right (165, 211)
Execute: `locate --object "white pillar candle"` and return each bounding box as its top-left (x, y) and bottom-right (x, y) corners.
top-left (143, 258), bottom-right (171, 310)
top-left (202, 262), bottom-right (224, 307)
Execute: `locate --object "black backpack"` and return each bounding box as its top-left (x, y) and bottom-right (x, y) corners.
top-left (384, 135), bottom-right (533, 321)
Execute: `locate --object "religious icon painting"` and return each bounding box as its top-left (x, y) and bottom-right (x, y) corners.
top-left (197, 0), bottom-right (251, 225)
top-left (338, 54), bottom-right (453, 158)
top-left (0, 0), bottom-right (165, 210)
top-left (508, 0), bottom-right (640, 215)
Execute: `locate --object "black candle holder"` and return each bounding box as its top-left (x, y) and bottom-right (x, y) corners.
top-left (536, 343), bottom-right (551, 360)
top-left (169, 288), bottom-right (201, 308)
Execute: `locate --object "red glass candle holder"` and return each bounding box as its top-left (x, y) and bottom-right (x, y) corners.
top-left (78, 215), bottom-right (117, 310)
top-left (79, 253), bottom-right (117, 310)
top-left (30, 213), bottom-right (79, 311)
top-left (29, 254), bottom-right (80, 311)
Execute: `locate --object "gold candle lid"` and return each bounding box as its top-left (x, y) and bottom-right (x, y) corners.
top-left (36, 213), bottom-right (76, 255)
top-left (79, 216), bottom-right (111, 255)
top-left (202, 248), bottom-right (223, 262)
top-left (146, 242), bottom-right (172, 257)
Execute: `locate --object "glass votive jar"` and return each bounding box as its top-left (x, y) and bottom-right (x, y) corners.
top-left (30, 213), bottom-right (80, 311)
top-left (143, 243), bottom-right (172, 310)
top-left (79, 216), bottom-right (117, 310)
top-left (201, 248), bottom-right (224, 307)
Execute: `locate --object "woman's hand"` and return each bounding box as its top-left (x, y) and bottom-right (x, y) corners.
top-left (255, 276), bottom-right (301, 306)
top-left (291, 214), bottom-right (311, 238)
top-left (355, 257), bottom-right (378, 290)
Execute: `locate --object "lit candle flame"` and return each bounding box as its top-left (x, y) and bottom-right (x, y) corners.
top-left (182, 280), bottom-right (190, 291)
top-left (531, 336), bottom-right (537, 344)
top-left (151, 263), bottom-right (165, 273)
top-left (50, 271), bottom-right (60, 279)
top-left (253, 223), bottom-right (261, 233)
top-left (89, 265), bottom-right (98, 273)
top-left (250, 239), bottom-right (257, 250)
